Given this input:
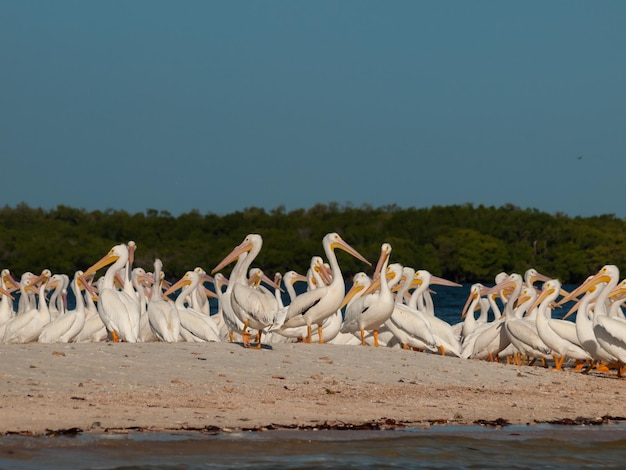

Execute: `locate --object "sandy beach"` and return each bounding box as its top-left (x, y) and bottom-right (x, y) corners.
top-left (1, 342), bottom-right (625, 436)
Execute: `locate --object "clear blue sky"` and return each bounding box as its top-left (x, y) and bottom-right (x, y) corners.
top-left (2, 1), bottom-right (625, 218)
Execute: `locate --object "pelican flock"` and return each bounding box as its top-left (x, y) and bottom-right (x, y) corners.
top-left (1, 233), bottom-right (626, 376)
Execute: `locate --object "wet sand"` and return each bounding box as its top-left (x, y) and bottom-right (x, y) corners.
top-left (1, 342), bottom-right (625, 435)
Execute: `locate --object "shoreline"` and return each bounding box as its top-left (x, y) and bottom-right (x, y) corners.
top-left (1, 342), bottom-right (625, 436)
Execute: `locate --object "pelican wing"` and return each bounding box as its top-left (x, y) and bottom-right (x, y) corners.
top-left (506, 320), bottom-right (551, 355)
top-left (232, 284), bottom-right (277, 327)
top-left (285, 288), bottom-right (324, 319)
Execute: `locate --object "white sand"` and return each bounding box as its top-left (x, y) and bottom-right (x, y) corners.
top-left (1, 342), bottom-right (625, 435)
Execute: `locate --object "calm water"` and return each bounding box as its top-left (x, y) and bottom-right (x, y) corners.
top-left (2, 425), bottom-right (626, 469)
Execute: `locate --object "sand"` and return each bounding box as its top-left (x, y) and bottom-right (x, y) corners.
top-left (1, 342), bottom-right (625, 436)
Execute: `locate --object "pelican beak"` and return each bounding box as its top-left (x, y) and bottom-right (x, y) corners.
top-left (78, 273), bottom-right (99, 300)
top-left (249, 270), bottom-right (283, 292)
top-left (362, 270), bottom-right (393, 297)
top-left (514, 292), bottom-right (531, 309)
top-left (212, 239), bottom-right (253, 274)
top-left (483, 276), bottom-right (517, 297)
top-left (290, 272), bottom-right (308, 285)
top-left (162, 274), bottom-right (192, 298)
top-left (114, 272), bottom-right (125, 289)
top-left (0, 285), bottom-right (14, 300)
top-left (430, 275), bottom-right (462, 288)
top-left (557, 270), bottom-right (613, 306)
top-left (461, 289), bottom-right (480, 319)
top-left (609, 281), bottom-right (626, 301)
top-left (561, 286), bottom-right (595, 320)
top-left (331, 236), bottom-right (371, 266)
top-left (409, 276), bottom-right (423, 289)
top-left (372, 245), bottom-right (391, 281)
top-left (527, 271), bottom-right (551, 286)
top-left (128, 241), bottom-right (136, 268)
top-left (341, 281), bottom-right (365, 309)
top-left (203, 286), bottom-right (219, 299)
top-left (83, 249), bottom-right (120, 278)
top-left (316, 263), bottom-right (333, 285)
top-left (2, 271), bottom-right (20, 292)
top-left (31, 270), bottom-right (51, 287)
top-left (528, 285), bottom-right (558, 313)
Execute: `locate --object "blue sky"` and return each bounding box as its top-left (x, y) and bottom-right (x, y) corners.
top-left (2, 1), bottom-right (625, 218)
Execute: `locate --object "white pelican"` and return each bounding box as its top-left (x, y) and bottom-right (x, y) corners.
top-left (129, 267), bottom-right (158, 342)
top-left (324, 272), bottom-right (371, 346)
top-left (272, 271), bottom-right (308, 325)
top-left (164, 270), bottom-right (221, 342)
top-left (3, 271), bottom-right (51, 343)
top-left (38, 271), bottom-right (89, 343)
top-left (73, 276), bottom-right (107, 343)
top-left (532, 278), bottom-right (591, 370)
top-left (460, 283), bottom-right (490, 340)
top-left (46, 273), bottom-right (69, 320)
top-left (212, 272), bottom-right (242, 342)
top-left (561, 278), bottom-right (616, 373)
top-left (212, 234), bottom-right (280, 348)
top-left (463, 274), bottom-right (517, 361)
top-left (340, 243), bottom-right (397, 346)
top-left (147, 259), bottom-right (181, 343)
top-left (524, 268), bottom-right (551, 289)
top-left (82, 243), bottom-right (141, 342)
top-left (502, 285), bottom-right (552, 366)
top-left (16, 271), bottom-right (40, 314)
top-left (405, 271), bottom-right (462, 357)
top-left (383, 266), bottom-right (438, 352)
top-left (279, 232), bottom-right (371, 344)
top-left (186, 267), bottom-right (213, 316)
top-left (608, 281), bottom-right (626, 319)
top-left (563, 265), bottom-right (626, 373)
top-left (408, 270), bottom-right (462, 318)
top-left (246, 268), bottom-right (290, 344)
top-left (0, 269), bottom-right (18, 326)
top-left (266, 271), bottom-right (308, 343)
top-left (281, 262), bottom-right (357, 346)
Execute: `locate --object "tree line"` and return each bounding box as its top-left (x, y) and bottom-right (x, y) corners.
top-left (0, 202), bottom-right (624, 284)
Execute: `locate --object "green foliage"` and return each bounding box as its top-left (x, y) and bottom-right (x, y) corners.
top-left (0, 203), bottom-right (624, 284)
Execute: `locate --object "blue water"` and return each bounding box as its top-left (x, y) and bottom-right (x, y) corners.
top-left (2, 425), bottom-right (626, 469)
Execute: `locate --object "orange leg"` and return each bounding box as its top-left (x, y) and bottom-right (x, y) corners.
top-left (593, 361), bottom-right (609, 373)
top-left (307, 325), bottom-right (312, 344)
top-left (318, 325), bottom-right (324, 344)
top-left (360, 330), bottom-right (366, 346)
top-left (553, 354), bottom-right (566, 370)
top-left (241, 321), bottom-right (251, 347)
top-left (111, 330), bottom-right (120, 343)
top-left (253, 331), bottom-right (262, 349)
top-left (373, 330), bottom-right (379, 347)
